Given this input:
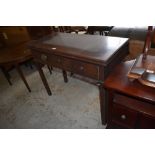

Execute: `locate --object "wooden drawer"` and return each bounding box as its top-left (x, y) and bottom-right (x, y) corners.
top-left (32, 50), bottom-right (99, 80)
top-left (50, 55), bottom-right (63, 68)
top-left (32, 50), bottom-right (49, 64)
top-left (32, 50), bottom-right (63, 68)
top-left (138, 114), bottom-right (155, 129)
top-left (113, 93), bottom-right (146, 108)
top-left (113, 93), bottom-right (155, 117)
top-left (63, 57), bottom-right (99, 80)
top-left (112, 103), bottom-right (138, 128)
top-left (62, 57), bottom-right (74, 72)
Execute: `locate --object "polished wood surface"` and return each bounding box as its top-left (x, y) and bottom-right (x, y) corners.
top-left (29, 32), bottom-right (128, 65)
top-left (0, 43), bottom-right (33, 92)
top-left (104, 60), bottom-right (155, 128)
top-left (28, 32), bottom-right (129, 125)
top-left (104, 60), bottom-right (155, 102)
top-left (0, 43), bottom-right (32, 64)
top-left (0, 26), bottom-right (52, 48)
top-left (0, 27), bottom-right (30, 47)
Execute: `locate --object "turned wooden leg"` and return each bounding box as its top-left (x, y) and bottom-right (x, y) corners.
top-left (1, 67), bottom-right (12, 85)
top-left (15, 64), bottom-right (31, 92)
top-left (35, 62), bottom-right (52, 95)
top-left (62, 70), bottom-right (68, 83)
top-left (97, 82), bottom-right (107, 125)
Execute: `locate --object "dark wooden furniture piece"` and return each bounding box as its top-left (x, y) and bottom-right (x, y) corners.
top-left (0, 27), bottom-right (66, 89)
top-left (0, 43), bottom-right (33, 92)
top-left (104, 60), bottom-right (155, 128)
top-left (0, 26), bottom-right (52, 47)
top-left (28, 32), bottom-right (129, 124)
top-left (87, 26), bottom-right (113, 36)
top-left (52, 26), bottom-right (87, 34)
top-left (26, 26), bottom-right (52, 39)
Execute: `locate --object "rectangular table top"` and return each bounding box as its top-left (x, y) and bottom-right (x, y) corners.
top-left (28, 32), bottom-right (129, 65)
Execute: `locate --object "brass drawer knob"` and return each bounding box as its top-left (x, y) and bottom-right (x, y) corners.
top-left (41, 54), bottom-right (47, 61)
top-left (121, 114), bottom-right (126, 120)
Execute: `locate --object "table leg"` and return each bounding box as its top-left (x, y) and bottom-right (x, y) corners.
top-left (62, 70), bottom-right (68, 83)
top-left (35, 62), bottom-right (52, 95)
top-left (47, 65), bottom-right (52, 74)
top-left (70, 72), bottom-right (74, 77)
top-left (29, 61), bottom-right (33, 69)
top-left (15, 64), bottom-right (31, 92)
top-left (1, 67), bottom-right (12, 85)
top-left (97, 82), bottom-right (107, 125)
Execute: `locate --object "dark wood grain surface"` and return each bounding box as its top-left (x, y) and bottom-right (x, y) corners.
top-left (104, 60), bottom-right (155, 128)
top-left (104, 60), bottom-right (155, 104)
top-left (0, 43), bottom-right (32, 65)
top-left (28, 32), bottom-right (129, 65)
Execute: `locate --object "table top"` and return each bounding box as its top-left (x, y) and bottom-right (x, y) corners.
top-left (0, 43), bottom-right (32, 65)
top-left (28, 32), bottom-right (129, 65)
top-left (104, 60), bottom-right (155, 104)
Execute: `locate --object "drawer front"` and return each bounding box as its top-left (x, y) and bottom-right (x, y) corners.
top-left (112, 104), bottom-right (138, 128)
top-left (50, 55), bottom-right (63, 68)
top-left (32, 50), bottom-right (99, 80)
top-left (62, 57), bottom-right (74, 72)
top-left (32, 50), bottom-right (51, 64)
top-left (139, 114), bottom-right (155, 129)
top-left (63, 57), bottom-right (99, 80)
top-left (32, 50), bottom-right (63, 68)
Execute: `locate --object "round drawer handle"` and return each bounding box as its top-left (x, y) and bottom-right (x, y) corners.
top-left (80, 66), bottom-right (84, 70)
top-left (41, 54), bottom-right (47, 61)
top-left (121, 114), bottom-right (126, 120)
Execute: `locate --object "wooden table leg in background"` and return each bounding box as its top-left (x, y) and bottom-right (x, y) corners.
top-left (15, 64), bottom-right (31, 92)
top-left (1, 66), bottom-right (12, 86)
top-left (47, 65), bottom-right (52, 74)
top-left (62, 70), bottom-right (68, 83)
top-left (35, 62), bottom-right (52, 95)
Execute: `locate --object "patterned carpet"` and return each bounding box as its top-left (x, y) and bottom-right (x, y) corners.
top-left (0, 65), bottom-right (106, 129)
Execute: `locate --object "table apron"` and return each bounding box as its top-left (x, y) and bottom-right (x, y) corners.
top-left (32, 50), bottom-right (102, 80)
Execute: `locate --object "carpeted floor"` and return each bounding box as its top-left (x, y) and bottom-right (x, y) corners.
top-left (0, 65), bottom-right (106, 129)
